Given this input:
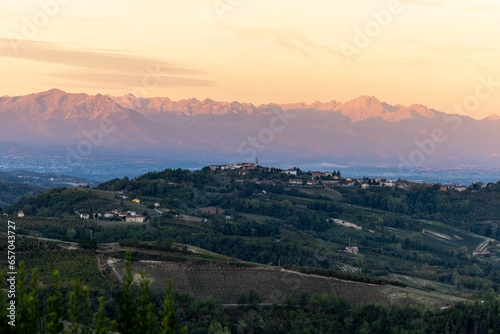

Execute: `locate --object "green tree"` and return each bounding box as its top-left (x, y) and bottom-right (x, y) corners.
top-left (118, 250), bottom-right (136, 334)
top-left (88, 238), bottom-right (98, 250)
top-left (17, 262), bottom-right (41, 334)
top-left (93, 297), bottom-right (109, 334)
top-left (45, 271), bottom-right (64, 333)
top-left (66, 227), bottom-right (77, 240)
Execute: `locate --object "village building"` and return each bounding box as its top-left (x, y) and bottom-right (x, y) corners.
top-left (256, 180), bottom-right (276, 186)
top-left (18, 211), bottom-right (25, 218)
top-left (346, 246), bottom-right (359, 255)
top-left (125, 215), bottom-right (145, 223)
top-left (473, 250), bottom-right (491, 257)
top-left (312, 171), bottom-right (333, 178)
top-left (103, 212), bottom-right (115, 218)
top-left (281, 169), bottom-right (298, 176)
top-left (382, 180), bottom-right (394, 187)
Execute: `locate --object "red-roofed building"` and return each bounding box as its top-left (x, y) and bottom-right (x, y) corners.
top-left (473, 250), bottom-right (490, 256)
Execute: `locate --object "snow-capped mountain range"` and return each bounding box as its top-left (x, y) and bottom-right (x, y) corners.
top-left (1, 89), bottom-right (499, 165)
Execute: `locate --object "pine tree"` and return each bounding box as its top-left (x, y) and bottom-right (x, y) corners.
top-left (118, 249), bottom-right (137, 334)
top-left (45, 271), bottom-right (64, 333)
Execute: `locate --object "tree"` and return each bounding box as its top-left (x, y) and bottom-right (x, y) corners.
top-left (208, 322), bottom-right (230, 334)
top-left (45, 271), bottom-right (64, 333)
top-left (118, 250), bottom-right (136, 334)
top-left (67, 227), bottom-right (77, 240)
top-left (161, 279), bottom-right (187, 334)
top-left (94, 297), bottom-right (109, 334)
top-left (88, 238), bottom-right (98, 250)
top-left (78, 234), bottom-right (88, 249)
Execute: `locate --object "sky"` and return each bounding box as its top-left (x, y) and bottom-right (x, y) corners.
top-left (1, 0), bottom-right (499, 119)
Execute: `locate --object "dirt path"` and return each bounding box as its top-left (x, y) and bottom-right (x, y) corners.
top-left (475, 238), bottom-right (493, 251)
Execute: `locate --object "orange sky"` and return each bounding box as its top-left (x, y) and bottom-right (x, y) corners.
top-left (1, 0), bottom-right (499, 119)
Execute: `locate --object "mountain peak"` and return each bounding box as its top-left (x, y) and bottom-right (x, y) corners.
top-left (348, 95), bottom-right (381, 106)
top-left (341, 95), bottom-right (385, 122)
top-left (37, 88), bottom-right (67, 97)
top-left (483, 114), bottom-right (500, 121)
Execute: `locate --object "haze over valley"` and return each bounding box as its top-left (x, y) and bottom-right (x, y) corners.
top-left (1, 89), bottom-right (499, 183)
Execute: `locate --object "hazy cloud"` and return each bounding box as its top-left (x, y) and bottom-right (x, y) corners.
top-left (372, 0), bottom-right (496, 10)
top-left (408, 39), bottom-right (487, 70)
top-left (50, 70), bottom-right (215, 89)
top-left (0, 38), bottom-right (215, 88)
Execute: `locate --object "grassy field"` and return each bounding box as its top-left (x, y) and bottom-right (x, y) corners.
top-left (421, 220), bottom-right (486, 251)
top-left (293, 187), bottom-right (343, 200)
top-left (76, 188), bottom-right (158, 216)
top-left (389, 274), bottom-right (458, 295)
top-left (239, 212), bottom-right (283, 223)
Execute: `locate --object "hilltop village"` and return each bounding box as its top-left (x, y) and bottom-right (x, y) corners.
top-left (208, 160), bottom-right (478, 192)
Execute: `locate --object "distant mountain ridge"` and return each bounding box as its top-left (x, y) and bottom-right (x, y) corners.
top-left (0, 89), bottom-right (499, 166)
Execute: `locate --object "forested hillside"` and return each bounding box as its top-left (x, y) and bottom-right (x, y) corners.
top-left (3, 166), bottom-right (500, 332)
top-left (0, 181), bottom-right (45, 208)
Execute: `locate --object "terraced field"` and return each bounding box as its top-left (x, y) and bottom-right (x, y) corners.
top-left (109, 258), bottom-right (459, 308)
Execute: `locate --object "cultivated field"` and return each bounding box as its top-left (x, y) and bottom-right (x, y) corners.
top-left (109, 257), bottom-right (459, 308)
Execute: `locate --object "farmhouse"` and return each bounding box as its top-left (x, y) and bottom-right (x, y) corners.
top-left (289, 179), bottom-right (303, 185)
top-left (346, 246), bottom-right (359, 255)
top-left (312, 172), bottom-right (332, 178)
top-left (80, 213), bottom-right (90, 220)
top-left (282, 169), bottom-right (298, 176)
top-left (256, 180), bottom-right (276, 186)
top-left (381, 180), bottom-right (394, 187)
top-left (126, 215), bottom-right (145, 223)
top-left (396, 181), bottom-right (414, 190)
top-left (473, 250), bottom-right (490, 257)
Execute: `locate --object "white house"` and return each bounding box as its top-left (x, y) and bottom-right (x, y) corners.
top-left (126, 215), bottom-right (145, 223)
top-left (104, 212), bottom-right (115, 218)
top-left (282, 169), bottom-right (298, 176)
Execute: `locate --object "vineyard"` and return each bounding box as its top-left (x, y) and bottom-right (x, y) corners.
top-left (109, 257), bottom-right (457, 308)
